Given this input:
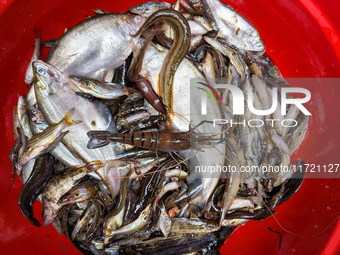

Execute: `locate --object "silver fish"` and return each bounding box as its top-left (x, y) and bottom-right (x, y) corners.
top-left (33, 60), bottom-right (125, 182)
top-left (45, 14), bottom-right (145, 81)
top-left (69, 76), bottom-right (134, 99)
top-left (201, 0), bottom-right (265, 52)
top-left (42, 160), bottom-right (103, 227)
top-left (17, 108), bottom-right (81, 172)
top-left (129, 1), bottom-right (171, 17)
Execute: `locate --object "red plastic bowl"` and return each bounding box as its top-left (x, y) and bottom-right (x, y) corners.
top-left (0, 0), bottom-right (340, 254)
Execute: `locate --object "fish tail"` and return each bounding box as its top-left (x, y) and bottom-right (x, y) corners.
top-left (63, 108), bottom-right (82, 126)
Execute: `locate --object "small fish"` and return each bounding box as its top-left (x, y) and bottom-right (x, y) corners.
top-left (71, 201), bottom-right (97, 240)
top-left (129, 1), bottom-right (171, 17)
top-left (201, 0), bottom-right (265, 52)
top-left (58, 181), bottom-right (98, 205)
top-left (152, 182), bottom-right (180, 211)
top-left (164, 169), bottom-right (188, 178)
top-left (69, 76), bottom-right (135, 99)
top-left (10, 105), bottom-right (26, 174)
top-left (103, 169), bottom-right (134, 239)
top-left (92, 9), bottom-right (112, 15)
top-left (16, 108), bottom-right (81, 173)
top-left (17, 96), bottom-right (33, 139)
top-left (104, 203), bottom-right (151, 245)
top-left (42, 160), bottom-right (104, 227)
top-left (25, 105), bottom-right (49, 135)
top-left (169, 218), bottom-right (220, 237)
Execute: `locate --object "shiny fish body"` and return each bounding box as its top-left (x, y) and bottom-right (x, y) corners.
top-left (69, 76), bottom-right (133, 99)
top-left (45, 14), bottom-right (145, 81)
top-left (140, 44), bottom-right (226, 213)
top-left (17, 108), bottom-right (81, 172)
top-left (201, 0), bottom-right (264, 52)
top-left (42, 161), bottom-right (103, 227)
top-left (25, 98), bottom-right (83, 167)
top-left (17, 96), bottom-right (33, 139)
top-left (104, 204), bottom-right (151, 245)
top-left (33, 60), bottom-right (125, 180)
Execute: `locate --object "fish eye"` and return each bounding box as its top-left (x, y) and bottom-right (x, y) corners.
top-left (37, 67), bottom-right (45, 75)
top-left (75, 193), bottom-right (79, 197)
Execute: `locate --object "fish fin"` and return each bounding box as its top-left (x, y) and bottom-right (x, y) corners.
top-left (42, 39), bottom-right (57, 48)
top-left (63, 108), bottom-right (82, 126)
top-left (34, 27), bottom-right (42, 41)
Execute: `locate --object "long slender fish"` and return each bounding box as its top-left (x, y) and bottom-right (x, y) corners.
top-left (69, 76), bottom-right (135, 99)
top-left (18, 154), bottom-right (55, 227)
top-left (140, 45), bottom-right (226, 214)
top-left (104, 204), bottom-right (151, 245)
top-left (17, 96), bottom-right (33, 139)
top-left (17, 108), bottom-right (81, 173)
top-left (132, 9), bottom-right (191, 116)
top-left (103, 169), bottom-right (134, 241)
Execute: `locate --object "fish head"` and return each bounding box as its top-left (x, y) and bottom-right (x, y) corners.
top-left (42, 197), bottom-right (61, 227)
top-left (248, 36), bottom-right (265, 52)
top-left (129, 2), bottom-right (170, 17)
top-left (32, 60), bottom-right (67, 94)
top-left (17, 143), bottom-right (41, 171)
top-left (120, 14), bottom-right (145, 36)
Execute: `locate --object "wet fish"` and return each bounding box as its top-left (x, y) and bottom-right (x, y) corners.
top-left (33, 60), bottom-right (125, 182)
top-left (10, 105), bottom-right (26, 175)
top-left (129, 1), bottom-right (171, 17)
top-left (132, 9), bottom-right (191, 116)
top-left (201, 0), bottom-right (264, 51)
top-left (103, 169), bottom-right (134, 241)
top-left (140, 44), bottom-right (226, 214)
top-left (45, 14), bottom-right (145, 81)
top-left (26, 105), bottom-right (49, 135)
top-left (18, 154), bottom-right (54, 227)
top-left (17, 96), bottom-right (33, 139)
top-left (104, 203), bottom-right (151, 245)
top-left (25, 28), bottom-right (41, 85)
top-left (17, 108), bottom-right (81, 173)
top-left (25, 100), bottom-right (84, 167)
top-left (42, 160), bottom-right (103, 227)
top-left (58, 181), bottom-right (98, 205)
top-left (169, 218), bottom-right (220, 237)
top-left (69, 76), bottom-right (135, 99)
top-left (71, 201), bottom-right (97, 240)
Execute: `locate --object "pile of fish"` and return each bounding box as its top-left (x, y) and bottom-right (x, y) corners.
top-left (9, 0), bottom-right (308, 254)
